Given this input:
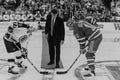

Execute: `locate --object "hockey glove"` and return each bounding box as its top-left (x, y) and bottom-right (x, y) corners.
top-left (21, 47), bottom-right (28, 59)
top-left (80, 48), bottom-right (87, 54)
top-left (27, 26), bottom-right (37, 33)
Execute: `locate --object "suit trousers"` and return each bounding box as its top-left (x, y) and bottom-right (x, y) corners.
top-left (48, 35), bottom-right (60, 65)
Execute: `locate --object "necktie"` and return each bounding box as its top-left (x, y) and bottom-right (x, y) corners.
top-left (51, 16), bottom-right (55, 36)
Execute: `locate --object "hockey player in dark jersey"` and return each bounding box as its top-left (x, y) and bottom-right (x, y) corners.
top-left (3, 21), bottom-right (35, 75)
top-left (67, 16), bottom-right (103, 77)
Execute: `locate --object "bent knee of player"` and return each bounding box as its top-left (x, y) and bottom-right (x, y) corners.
top-left (15, 51), bottom-right (23, 62)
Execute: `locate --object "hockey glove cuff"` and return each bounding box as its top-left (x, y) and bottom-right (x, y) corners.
top-left (21, 47), bottom-right (28, 59)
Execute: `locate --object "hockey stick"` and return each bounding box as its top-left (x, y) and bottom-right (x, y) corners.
top-left (56, 52), bottom-right (82, 74)
top-left (13, 39), bottom-right (51, 75)
top-left (0, 58), bottom-right (22, 65)
top-left (26, 57), bottom-right (51, 74)
top-left (0, 59), bottom-right (8, 62)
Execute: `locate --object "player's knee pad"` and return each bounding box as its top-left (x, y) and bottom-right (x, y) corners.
top-left (85, 52), bottom-right (95, 59)
top-left (15, 55), bottom-right (23, 64)
top-left (15, 51), bottom-right (22, 57)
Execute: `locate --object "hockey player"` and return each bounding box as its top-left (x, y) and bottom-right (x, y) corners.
top-left (66, 16), bottom-right (103, 77)
top-left (3, 21), bottom-right (35, 75)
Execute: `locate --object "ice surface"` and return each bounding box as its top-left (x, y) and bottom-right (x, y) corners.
top-left (0, 22), bottom-right (120, 80)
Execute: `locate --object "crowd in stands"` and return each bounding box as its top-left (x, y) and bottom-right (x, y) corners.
top-left (0, 0), bottom-right (119, 22)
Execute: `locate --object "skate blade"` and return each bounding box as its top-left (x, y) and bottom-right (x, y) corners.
top-left (7, 68), bottom-right (28, 80)
top-left (83, 74), bottom-right (95, 80)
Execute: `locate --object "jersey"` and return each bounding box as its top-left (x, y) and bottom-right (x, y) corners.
top-left (4, 22), bottom-right (31, 44)
top-left (3, 22), bottom-right (31, 53)
top-left (72, 20), bottom-right (101, 49)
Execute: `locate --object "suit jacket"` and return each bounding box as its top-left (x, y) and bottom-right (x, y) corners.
top-left (45, 14), bottom-right (65, 43)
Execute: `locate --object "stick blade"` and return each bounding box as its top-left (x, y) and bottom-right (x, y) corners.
top-left (56, 71), bottom-right (67, 74)
top-left (40, 71), bottom-right (51, 75)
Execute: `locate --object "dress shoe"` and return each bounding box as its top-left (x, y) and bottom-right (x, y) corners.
top-left (47, 62), bottom-right (54, 65)
top-left (56, 64), bottom-right (60, 68)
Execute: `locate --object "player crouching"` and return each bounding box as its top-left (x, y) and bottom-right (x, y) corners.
top-left (67, 16), bottom-right (103, 77)
top-left (3, 21), bottom-right (35, 75)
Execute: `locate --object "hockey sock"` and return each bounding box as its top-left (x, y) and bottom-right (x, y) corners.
top-left (8, 59), bottom-right (16, 68)
top-left (86, 52), bottom-right (95, 72)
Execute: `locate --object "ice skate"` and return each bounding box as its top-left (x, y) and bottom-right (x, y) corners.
top-left (8, 66), bottom-right (19, 75)
top-left (17, 62), bottom-right (27, 70)
top-left (83, 70), bottom-right (96, 77)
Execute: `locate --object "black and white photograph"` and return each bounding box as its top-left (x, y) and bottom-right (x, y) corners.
top-left (0, 0), bottom-right (120, 80)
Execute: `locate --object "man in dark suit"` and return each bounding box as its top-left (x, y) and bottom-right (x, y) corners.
top-left (45, 9), bottom-right (65, 68)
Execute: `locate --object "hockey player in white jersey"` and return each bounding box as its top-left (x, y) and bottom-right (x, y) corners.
top-left (3, 21), bottom-right (36, 75)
